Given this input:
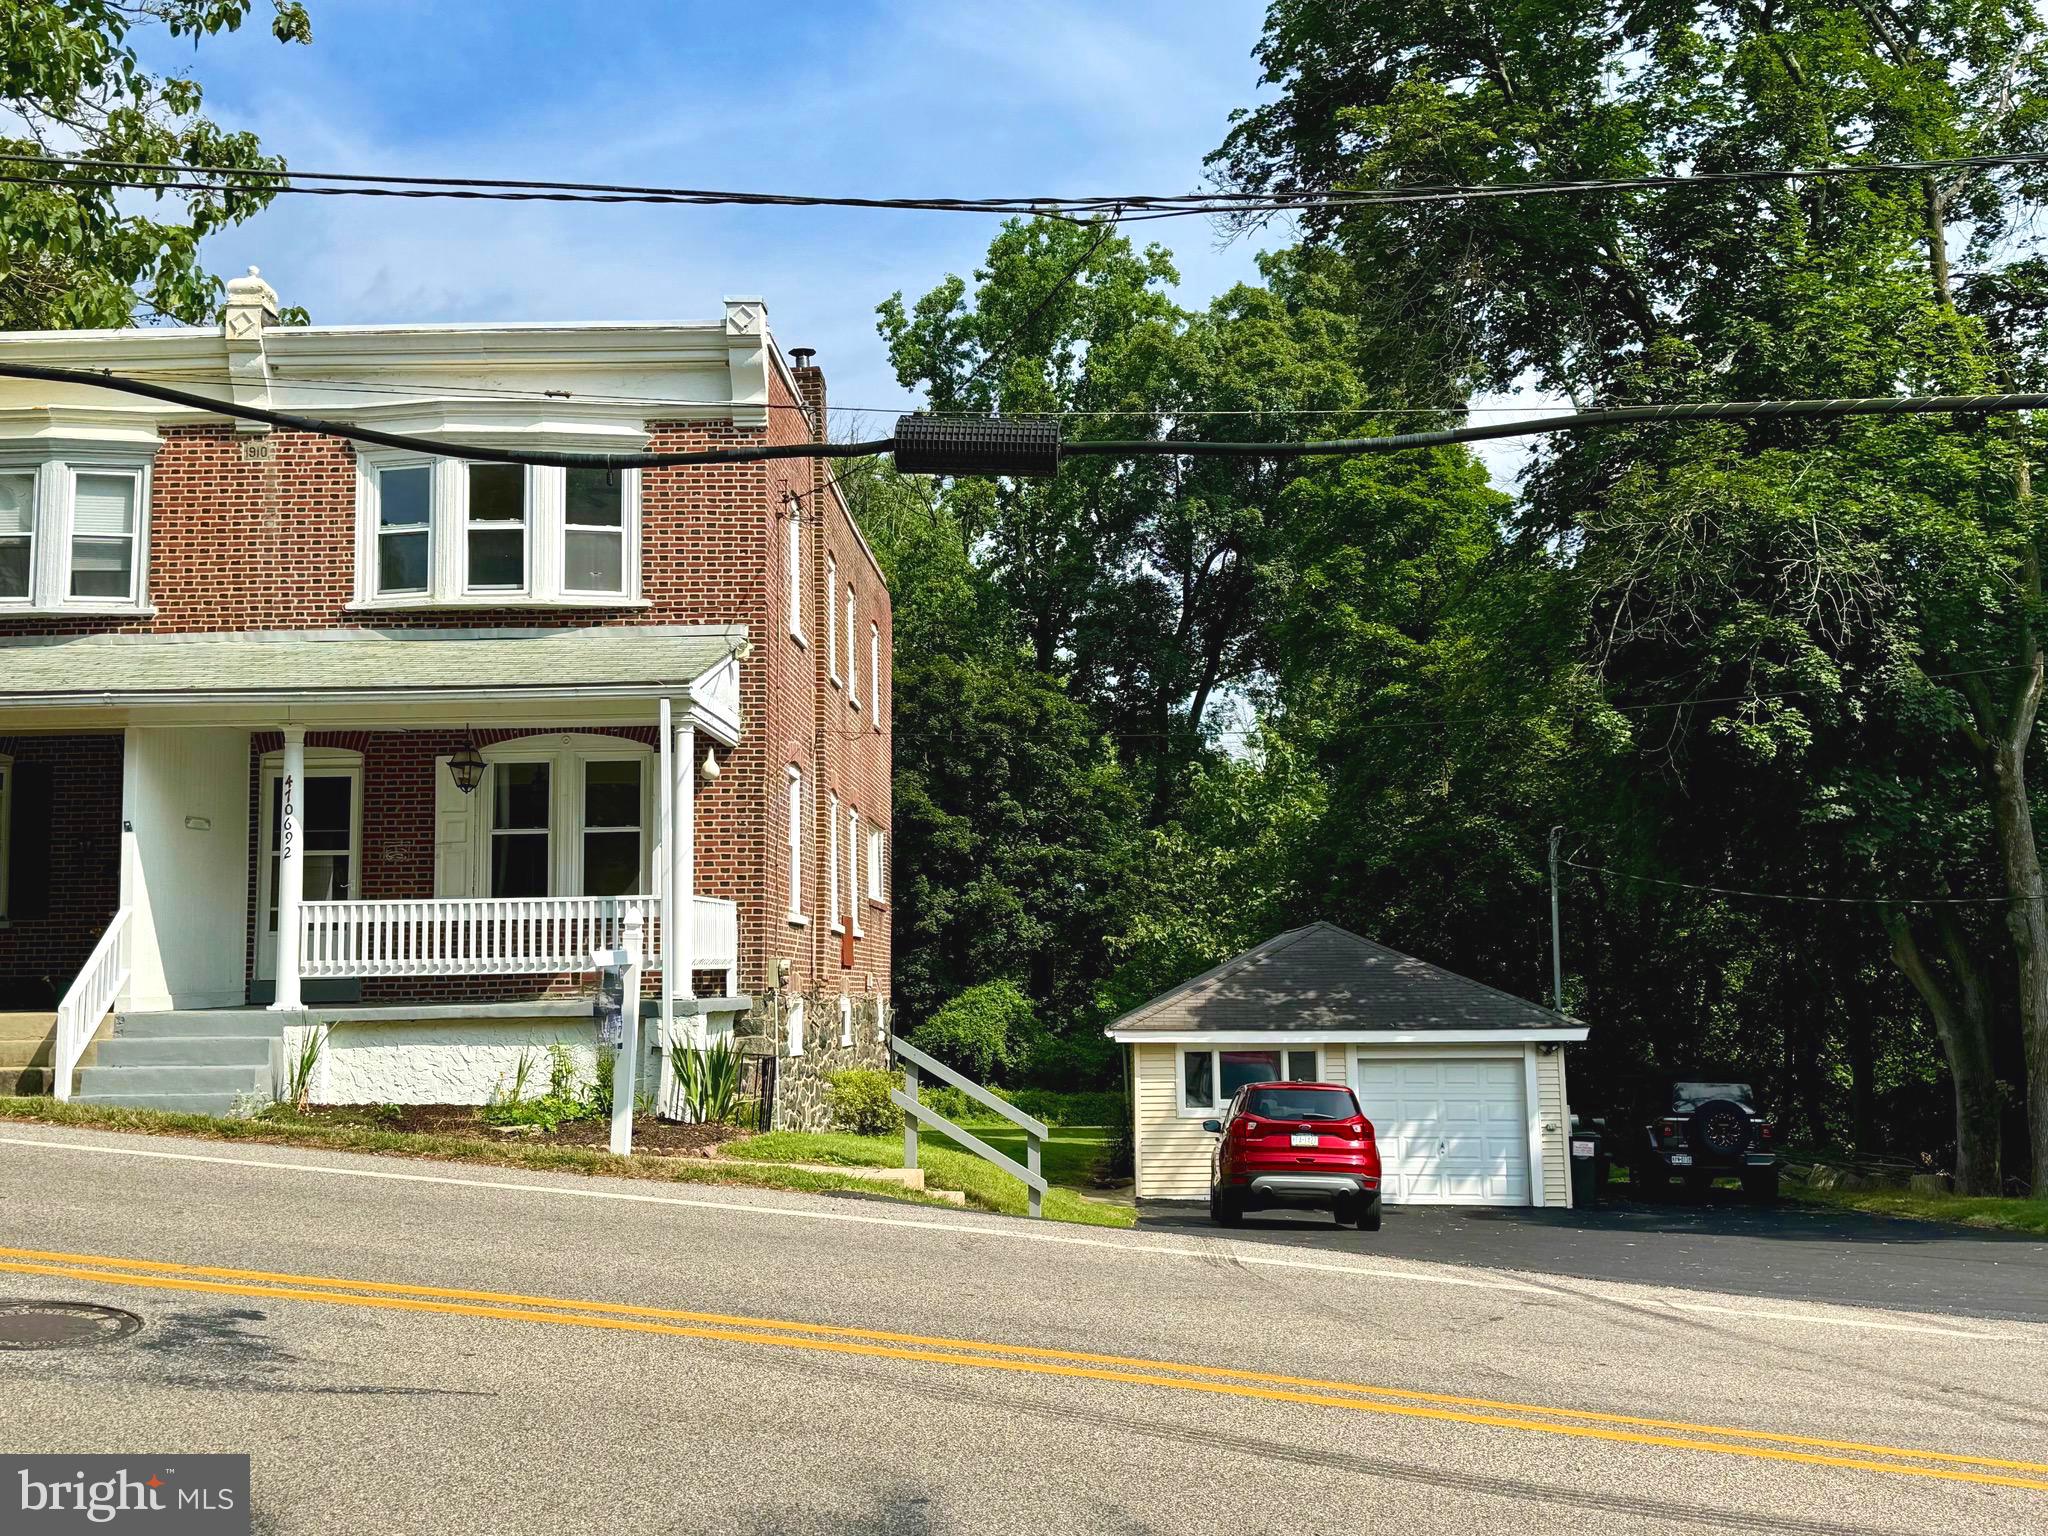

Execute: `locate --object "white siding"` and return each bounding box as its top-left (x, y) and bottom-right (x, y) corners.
top-left (124, 727), bottom-right (252, 1011)
top-left (1131, 1042), bottom-right (1216, 1199)
top-left (1538, 1044), bottom-right (1569, 1208)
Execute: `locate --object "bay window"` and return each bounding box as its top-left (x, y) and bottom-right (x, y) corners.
top-left (0, 455), bottom-right (152, 613)
top-left (1179, 1046), bottom-right (1322, 1115)
top-left (376, 464), bottom-right (432, 596)
top-left (0, 472), bottom-right (30, 599)
top-left (355, 455), bottom-right (640, 608)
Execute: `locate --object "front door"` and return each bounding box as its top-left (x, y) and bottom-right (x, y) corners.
top-left (257, 766), bottom-right (361, 983)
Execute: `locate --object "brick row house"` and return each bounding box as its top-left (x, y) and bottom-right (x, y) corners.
top-left (0, 270), bottom-right (890, 1124)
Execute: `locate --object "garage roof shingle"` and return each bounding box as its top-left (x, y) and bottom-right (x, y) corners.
top-left (1106, 921), bottom-right (1577, 1036)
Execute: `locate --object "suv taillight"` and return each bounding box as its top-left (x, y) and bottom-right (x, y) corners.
top-left (1759, 1121), bottom-right (1773, 1144)
top-left (1659, 1118), bottom-right (1684, 1142)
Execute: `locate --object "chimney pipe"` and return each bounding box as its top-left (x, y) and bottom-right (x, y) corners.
top-left (789, 347), bottom-right (817, 368)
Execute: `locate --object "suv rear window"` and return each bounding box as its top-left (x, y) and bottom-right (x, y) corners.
top-left (1671, 1082), bottom-right (1754, 1111)
top-left (1240, 1086), bottom-right (1357, 1122)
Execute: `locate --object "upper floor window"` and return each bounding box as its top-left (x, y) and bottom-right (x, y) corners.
top-left (785, 509), bottom-right (805, 645)
top-left (355, 455), bottom-right (640, 609)
top-left (866, 826), bottom-right (885, 904)
top-left (869, 622), bottom-right (881, 729)
top-left (826, 554), bottom-right (839, 684)
top-left (828, 789), bottom-right (842, 933)
top-left (846, 586), bottom-right (858, 708)
top-left (0, 459), bottom-right (152, 614)
top-left (785, 765), bottom-right (804, 918)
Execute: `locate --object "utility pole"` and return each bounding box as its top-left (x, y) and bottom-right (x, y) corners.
top-left (1548, 826), bottom-right (1565, 1013)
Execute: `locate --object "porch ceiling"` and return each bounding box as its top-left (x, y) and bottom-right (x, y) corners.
top-left (0, 624), bottom-right (746, 732)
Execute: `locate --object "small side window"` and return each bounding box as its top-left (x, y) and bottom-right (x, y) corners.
top-left (1181, 1049), bottom-right (1214, 1111)
top-left (1286, 1050), bottom-right (1318, 1082)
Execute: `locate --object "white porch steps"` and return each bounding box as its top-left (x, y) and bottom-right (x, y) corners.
top-left (74, 1010), bottom-right (282, 1115)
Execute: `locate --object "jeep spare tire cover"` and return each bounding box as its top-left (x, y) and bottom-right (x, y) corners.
top-left (1688, 1099), bottom-right (1751, 1155)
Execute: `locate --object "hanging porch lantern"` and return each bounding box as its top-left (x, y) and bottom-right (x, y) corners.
top-left (448, 734), bottom-right (486, 796)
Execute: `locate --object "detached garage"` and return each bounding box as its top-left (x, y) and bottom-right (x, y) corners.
top-left (1107, 922), bottom-right (1590, 1207)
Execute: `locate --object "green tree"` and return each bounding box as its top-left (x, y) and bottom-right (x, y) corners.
top-left (1, 1), bottom-right (312, 327)
top-left (1215, 0), bottom-right (2048, 1189)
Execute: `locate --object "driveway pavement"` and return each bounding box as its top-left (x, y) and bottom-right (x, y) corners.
top-left (1138, 1190), bottom-right (2048, 1323)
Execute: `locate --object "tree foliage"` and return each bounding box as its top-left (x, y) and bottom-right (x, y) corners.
top-left (1, 1), bottom-right (312, 327)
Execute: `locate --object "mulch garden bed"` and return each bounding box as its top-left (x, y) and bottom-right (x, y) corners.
top-left (289, 1103), bottom-right (740, 1156)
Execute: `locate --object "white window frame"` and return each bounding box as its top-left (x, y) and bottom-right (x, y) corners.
top-left (0, 752), bottom-right (11, 923)
top-left (870, 622), bottom-right (881, 730)
top-left (838, 993), bottom-right (854, 1047)
top-left (0, 468), bottom-right (38, 607)
top-left (785, 764), bottom-right (806, 923)
top-left (560, 467), bottom-right (632, 599)
top-left (826, 554), bottom-right (840, 685)
top-left (465, 737), bottom-right (657, 898)
top-left (866, 827), bottom-right (885, 905)
top-left (577, 757), bottom-right (647, 898)
top-left (787, 997), bottom-right (806, 1058)
top-left (0, 455), bottom-right (154, 616)
top-left (846, 586), bottom-right (858, 708)
top-left (785, 508), bottom-right (805, 645)
top-left (1176, 1045), bottom-right (1323, 1119)
top-left (372, 459), bottom-right (435, 599)
top-left (848, 806), bottom-right (862, 937)
top-left (827, 789), bottom-right (842, 933)
top-left (352, 454), bottom-right (642, 610)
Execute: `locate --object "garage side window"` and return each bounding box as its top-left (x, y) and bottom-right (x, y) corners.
top-left (1180, 1046), bottom-right (1320, 1114)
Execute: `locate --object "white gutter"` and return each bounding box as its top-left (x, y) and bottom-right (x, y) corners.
top-left (1105, 1028), bottom-right (1591, 1045)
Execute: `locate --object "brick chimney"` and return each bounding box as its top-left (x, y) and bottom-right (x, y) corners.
top-left (789, 347), bottom-right (826, 445)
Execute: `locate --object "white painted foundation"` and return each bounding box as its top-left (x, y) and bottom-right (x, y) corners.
top-left (312, 1018), bottom-right (660, 1106)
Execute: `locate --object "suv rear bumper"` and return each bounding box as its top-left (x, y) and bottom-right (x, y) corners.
top-left (1246, 1172), bottom-right (1378, 1201)
top-left (1649, 1150), bottom-right (1777, 1171)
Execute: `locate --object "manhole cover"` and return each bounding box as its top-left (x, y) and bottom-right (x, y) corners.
top-left (0, 1299), bottom-right (143, 1350)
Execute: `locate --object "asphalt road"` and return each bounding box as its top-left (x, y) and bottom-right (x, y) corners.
top-left (4, 1125), bottom-right (2048, 1536)
top-left (1139, 1191), bottom-right (2048, 1323)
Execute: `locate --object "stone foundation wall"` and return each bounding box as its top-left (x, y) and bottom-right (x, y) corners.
top-left (739, 986), bottom-right (890, 1132)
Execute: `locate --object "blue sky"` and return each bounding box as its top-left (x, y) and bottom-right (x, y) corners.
top-left (144, 0), bottom-right (1284, 421)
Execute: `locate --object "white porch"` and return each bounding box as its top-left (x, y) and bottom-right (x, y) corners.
top-left (10, 625), bottom-right (754, 1103)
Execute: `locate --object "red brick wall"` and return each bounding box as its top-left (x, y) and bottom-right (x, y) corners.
top-left (0, 733), bottom-right (122, 1006)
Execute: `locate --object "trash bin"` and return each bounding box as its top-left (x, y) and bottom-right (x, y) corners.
top-left (1569, 1121), bottom-right (1603, 1209)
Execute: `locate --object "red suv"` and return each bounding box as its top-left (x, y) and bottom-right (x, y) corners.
top-left (1205, 1081), bottom-right (1382, 1231)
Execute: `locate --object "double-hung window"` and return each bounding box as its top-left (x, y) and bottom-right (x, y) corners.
top-left (826, 556), bottom-right (839, 684)
top-left (489, 762), bottom-right (552, 898)
top-left (1179, 1047), bottom-right (1321, 1116)
top-left (866, 828), bottom-right (884, 904)
top-left (785, 766), bottom-right (805, 919)
top-left (580, 760), bottom-right (642, 897)
top-left (848, 807), bottom-right (862, 937)
top-left (356, 456), bottom-right (639, 607)
top-left (846, 587), bottom-right (858, 708)
top-left (563, 469), bottom-right (625, 595)
top-left (785, 510), bottom-right (804, 643)
top-left (465, 464), bottom-right (528, 592)
top-left (869, 623), bottom-right (881, 729)
top-left (0, 472), bottom-right (31, 600)
top-left (376, 464), bottom-right (432, 596)
top-left (0, 456), bottom-right (152, 613)
top-left (828, 790), bottom-right (842, 932)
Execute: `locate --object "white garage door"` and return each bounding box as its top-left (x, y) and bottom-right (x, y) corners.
top-left (1352, 1055), bottom-right (1530, 1205)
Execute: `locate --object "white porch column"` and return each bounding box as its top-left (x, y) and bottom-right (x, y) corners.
top-left (672, 721), bottom-right (697, 1026)
top-left (270, 725), bottom-right (307, 1011)
top-left (657, 699), bottom-right (675, 1058)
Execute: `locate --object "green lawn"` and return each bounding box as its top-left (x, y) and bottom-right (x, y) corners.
top-left (728, 1122), bottom-right (1133, 1228)
top-left (1790, 1180), bottom-right (2048, 1237)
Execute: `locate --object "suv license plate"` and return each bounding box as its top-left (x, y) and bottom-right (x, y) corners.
top-left (1290, 1133), bottom-right (1319, 1148)
top-left (1669, 1152), bottom-right (1693, 1167)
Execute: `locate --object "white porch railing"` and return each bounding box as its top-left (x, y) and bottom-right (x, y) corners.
top-left (54, 907), bottom-right (131, 1102)
top-left (298, 894), bottom-right (739, 986)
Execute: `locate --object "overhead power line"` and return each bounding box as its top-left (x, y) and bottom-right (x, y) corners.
top-left (6, 364), bottom-right (2048, 473)
top-left (7, 146), bottom-right (2048, 220)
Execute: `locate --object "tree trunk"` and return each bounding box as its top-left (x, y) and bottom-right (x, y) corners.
top-left (1987, 732), bottom-right (2048, 1190)
top-left (1887, 913), bottom-right (2003, 1194)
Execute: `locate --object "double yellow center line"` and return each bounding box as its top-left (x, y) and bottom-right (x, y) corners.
top-left (4, 1242), bottom-right (2044, 1492)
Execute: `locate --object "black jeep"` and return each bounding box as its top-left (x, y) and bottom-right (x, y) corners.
top-left (1621, 1076), bottom-right (1778, 1203)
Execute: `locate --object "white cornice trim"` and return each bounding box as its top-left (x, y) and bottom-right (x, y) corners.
top-left (0, 407), bottom-right (163, 450)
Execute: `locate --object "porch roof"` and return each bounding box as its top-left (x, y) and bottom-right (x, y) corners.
top-left (0, 625), bottom-right (745, 706)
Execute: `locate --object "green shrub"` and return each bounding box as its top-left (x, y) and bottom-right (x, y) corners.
top-left (672, 1037), bottom-right (744, 1124)
top-left (825, 1067), bottom-right (904, 1135)
top-left (911, 980), bottom-right (1035, 1083)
